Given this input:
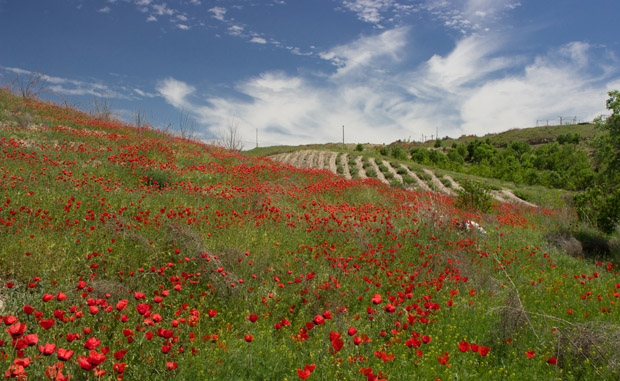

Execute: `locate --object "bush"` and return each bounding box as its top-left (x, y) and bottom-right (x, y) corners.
top-left (355, 144), bottom-right (364, 152)
top-left (455, 179), bottom-right (494, 213)
top-left (379, 147), bottom-right (388, 156)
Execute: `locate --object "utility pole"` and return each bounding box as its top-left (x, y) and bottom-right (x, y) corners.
top-left (256, 128), bottom-right (258, 148)
top-left (342, 125), bottom-right (345, 150)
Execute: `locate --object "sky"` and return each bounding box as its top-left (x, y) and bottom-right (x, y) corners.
top-left (1, 0), bottom-right (620, 148)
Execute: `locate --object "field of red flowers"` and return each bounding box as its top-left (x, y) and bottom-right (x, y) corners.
top-left (0, 89), bottom-right (619, 380)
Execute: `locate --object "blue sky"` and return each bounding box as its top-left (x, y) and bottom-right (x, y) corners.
top-left (2, 0), bottom-right (619, 148)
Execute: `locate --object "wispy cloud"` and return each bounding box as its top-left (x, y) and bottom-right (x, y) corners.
top-left (155, 77), bottom-right (196, 109)
top-left (154, 27), bottom-right (619, 146)
top-left (209, 7), bottom-right (227, 21)
top-left (250, 36), bottom-right (267, 44)
top-left (98, 6), bottom-right (111, 14)
top-left (422, 0), bottom-right (522, 33)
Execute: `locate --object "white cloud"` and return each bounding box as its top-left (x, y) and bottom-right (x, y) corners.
top-left (250, 36), bottom-right (267, 44)
top-left (156, 77), bottom-right (196, 109)
top-left (228, 25), bottom-right (244, 36)
top-left (152, 3), bottom-right (173, 16)
top-left (154, 28), bottom-right (619, 147)
top-left (320, 26), bottom-right (408, 76)
top-left (423, 0), bottom-right (521, 33)
top-left (209, 7), bottom-right (226, 21)
top-left (341, 0), bottom-right (394, 24)
top-left (146, 15), bottom-right (157, 22)
top-left (177, 23), bottom-right (189, 30)
top-left (98, 6), bottom-right (111, 13)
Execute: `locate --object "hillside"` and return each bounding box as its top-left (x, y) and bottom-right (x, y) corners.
top-left (0, 89), bottom-right (619, 380)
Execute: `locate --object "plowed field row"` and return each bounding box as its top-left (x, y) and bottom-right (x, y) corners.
top-left (269, 150), bottom-right (536, 207)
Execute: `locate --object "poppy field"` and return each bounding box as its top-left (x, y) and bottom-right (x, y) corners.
top-left (0, 89), bottom-right (619, 380)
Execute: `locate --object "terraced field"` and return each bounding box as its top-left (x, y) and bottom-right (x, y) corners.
top-left (270, 150), bottom-right (536, 206)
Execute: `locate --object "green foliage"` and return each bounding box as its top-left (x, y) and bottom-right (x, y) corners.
top-left (434, 138), bottom-right (442, 148)
top-left (390, 146), bottom-right (407, 160)
top-left (575, 90), bottom-right (620, 233)
top-left (355, 143), bottom-right (364, 152)
top-left (556, 133), bottom-right (581, 145)
top-left (379, 147), bottom-right (388, 156)
top-left (455, 179), bottom-right (494, 213)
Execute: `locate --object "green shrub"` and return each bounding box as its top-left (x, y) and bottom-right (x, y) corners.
top-left (355, 144), bottom-right (364, 152)
top-left (455, 179), bottom-right (494, 213)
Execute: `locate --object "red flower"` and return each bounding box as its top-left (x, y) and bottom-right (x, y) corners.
top-left (422, 335), bottom-right (432, 344)
top-left (371, 294), bottom-right (382, 304)
top-left (247, 314), bottom-right (259, 322)
top-left (526, 350), bottom-right (536, 358)
top-left (113, 362), bottom-right (127, 373)
top-left (166, 362), bottom-right (178, 370)
top-left (244, 334), bottom-right (253, 342)
top-left (6, 322), bottom-right (27, 338)
top-left (42, 293), bottom-right (55, 302)
top-left (22, 305), bottom-right (35, 314)
top-left (297, 368), bottom-right (311, 379)
top-left (437, 352), bottom-right (450, 366)
top-left (39, 343), bottom-right (57, 355)
top-left (87, 350), bottom-right (107, 366)
top-left (40, 319), bottom-right (55, 330)
top-left (458, 340), bottom-right (470, 352)
top-left (114, 349), bottom-right (128, 360)
top-left (23, 334), bottom-right (38, 346)
top-left (478, 346), bottom-right (490, 356)
top-left (331, 337), bottom-right (344, 352)
top-left (547, 356), bottom-right (557, 365)
top-left (347, 327), bottom-right (357, 336)
top-left (208, 309), bottom-right (217, 317)
top-left (78, 356), bottom-right (95, 371)
top-left (313, 315), bottom-right (325, 325)
top-left (56, 292), bottom-right (67, 301)
top-left (57, 348), bottom-right (74, 361)
top-left (353, 336), bottom-right (362, 345)
top-left (84, 337), bottom-right (102, 350)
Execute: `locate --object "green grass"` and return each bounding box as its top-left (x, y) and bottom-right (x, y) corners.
top-left (1, 90), bottom-right (619, 380)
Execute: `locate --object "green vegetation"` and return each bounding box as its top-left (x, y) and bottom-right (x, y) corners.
top-left (0, 89), bottom-right (619, 380)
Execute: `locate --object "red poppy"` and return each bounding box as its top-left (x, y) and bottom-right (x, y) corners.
top-left (6, 322), bottom-right (27, 338)
top-left (22, 305), bottom-right (35, 315)
top-left (42, 293), bottom-right (55, 302)
top-left (348, 327), bottom-right (357, 336)
top-left (478, 346), bottom-right (490, 356)
top-left (422, 335), bottom-right (432, 344)
top-left (547, 356), bottom-right (557, 365)
top-left (526, 350), bottom-right (536, 358)
top-left (458, 340), bottom-right (470, 352)
top-left (114, 349), bottom-right (128, 360)
top-left (87, 350), bottom-right (107, 366)
top-left (166, 362), bottom-right (178, 370)
top-left (297, 368), bottom-right (311, 379)
top-left (313, 315), bottom-right (325, 325)
top-left (331, 337), bottom-right (344, 352)
top-left (437, 352), bottom-right (450, 366)
top-left (371, 294), bottom-right (382, 304)
top-left (84, 337), bottom-right (102, 350)
top-left (353, 336), bottom-right (362, 345)
top-left (244, 334), bottom-right (253, 342)
top-left (40, 319), bottom-right (55, 330)
top-left (57, 348), bottom-right (74, 361)
top-left (23, 334), bottom-right (38, 346)
top-left (114, 362), bottom-right (127, 373)
top-left (247, 314), bottom-right (258, 323)
top-left (56, 292), bottom-right (67, 301)
top-left (78, 356), bottom-right (95, 371)
top-left (208, 309), bottom-right (217, 317)
top-left (39, 343), bottom-right (57, 355)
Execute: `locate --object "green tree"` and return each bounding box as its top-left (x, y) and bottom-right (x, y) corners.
top-left (574, 90), bottom-right (620, 233)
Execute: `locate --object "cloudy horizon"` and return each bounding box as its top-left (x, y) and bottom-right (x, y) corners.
top-left (2, 0), bottom-right (619, 148)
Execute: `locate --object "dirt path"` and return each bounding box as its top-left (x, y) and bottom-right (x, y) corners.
top-left (495, 189), bottom-right (537, 208)
top-left (341, 154), bottom-right (352, 180)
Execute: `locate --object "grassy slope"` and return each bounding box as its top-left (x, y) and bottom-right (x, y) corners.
top-left (0, 90), bottom-right (619, 380)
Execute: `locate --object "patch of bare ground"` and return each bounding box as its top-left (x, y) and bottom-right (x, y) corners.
top-left (341, 154), bottom-right (352, 179)
top-left (423, 168), bottom-right (456, 196)
top-left (326, 152), bottom-right (338, 174)
top-left (443, 175), bottom-right (463, 191)
top-left (355, 156), bottom-right (367, 179)
top-left (399, 164), bottom-right (431, 192)
top-left (494, 189), bottom-right (537, 208)
top-left (369, 158), bottom-right (387, 183)
top-left (381, 160), bottom-right (403, 183)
